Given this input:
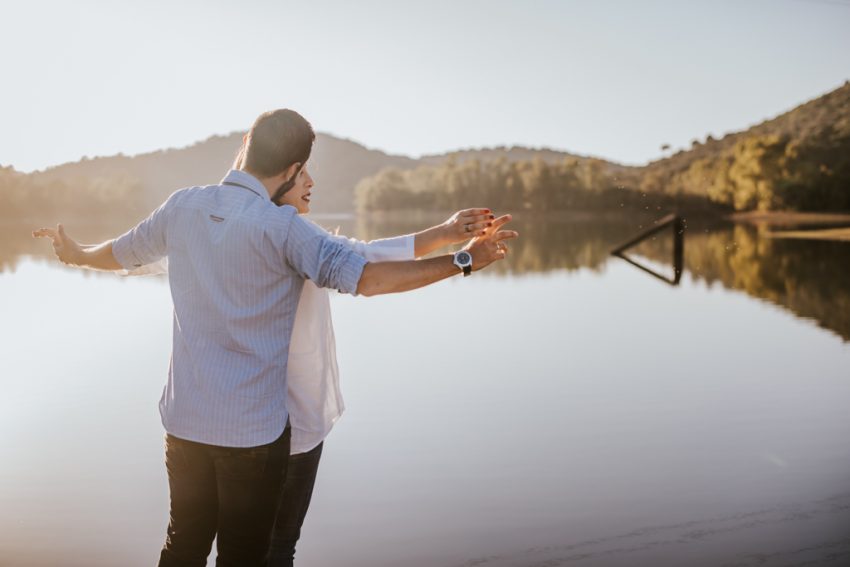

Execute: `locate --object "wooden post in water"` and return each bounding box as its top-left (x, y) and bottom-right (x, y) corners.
top-left (611, 213), bottom-right (678, 256)
top-left (673, 215), bottom-right (685, 284)
top-left (611, 213), bottom-right (685, 286)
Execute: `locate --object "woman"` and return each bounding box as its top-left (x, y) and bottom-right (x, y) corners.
top-left (268, 162), bottom-right (503, 566)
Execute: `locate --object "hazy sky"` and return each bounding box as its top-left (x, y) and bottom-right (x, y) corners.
top-left (2, 0), bottom-right (849, 172)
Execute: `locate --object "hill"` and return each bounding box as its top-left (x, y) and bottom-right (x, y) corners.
top-left (25, 132), bottom-right (417, 215)
top-left (2, 132), bottom-right (619, 220)
top-left (637, 81), bottom-right (850, 211)
top-left (3, 81), bottom-right (848, 220)
top-left (354, 81), bottom-right (850, 213)
top-left (421, 146), bottom-right (622, 170)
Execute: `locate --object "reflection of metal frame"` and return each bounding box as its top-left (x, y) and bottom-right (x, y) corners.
top-left (611, 214), bottom-right (685, 286)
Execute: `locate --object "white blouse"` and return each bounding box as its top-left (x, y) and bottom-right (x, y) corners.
top-left (287, 231), bottom-right (415, 454)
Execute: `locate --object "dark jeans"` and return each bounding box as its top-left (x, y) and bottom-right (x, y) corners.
top-left (269, 441), bottom-right (324, 567)
top-left (158, 426), bottom-right (291, 567)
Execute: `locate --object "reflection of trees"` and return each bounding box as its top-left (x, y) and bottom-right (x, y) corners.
top-left (356, 213), bottom-right (850, 340)
top-left (354, 212), bottom-right (656, 276)
top-left (5, 211), bottom-right (848, 342)
top-left (634, 223), bottom-right (850, 341)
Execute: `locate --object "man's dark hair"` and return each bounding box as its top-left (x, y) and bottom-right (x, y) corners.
top-left (242, 109), bottom-right (315, 178)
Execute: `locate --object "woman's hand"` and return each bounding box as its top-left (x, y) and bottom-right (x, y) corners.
top-left (441, 208), bottom-right (495, 244)
top-left (414, 208), bottom-right (497, 257)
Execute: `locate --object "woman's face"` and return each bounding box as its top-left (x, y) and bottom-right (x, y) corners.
top-left (279, 165), bottom-right (314, 214)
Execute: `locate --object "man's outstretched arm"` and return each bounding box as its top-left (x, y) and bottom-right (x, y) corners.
top-left (356, 224), bottom-right (517, 297)
top-left (33, 192), bottom-right (174, 272)
top-left (32, 225), bottom-right (123, 271)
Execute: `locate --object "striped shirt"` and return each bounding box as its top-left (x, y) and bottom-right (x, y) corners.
top-left (112, 169), bottom-right (368, 447)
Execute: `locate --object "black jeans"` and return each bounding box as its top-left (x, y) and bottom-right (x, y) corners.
top-left (269, 441), bottom-right (324, 567)
top-left (158, 426), bottom-right (291, 567)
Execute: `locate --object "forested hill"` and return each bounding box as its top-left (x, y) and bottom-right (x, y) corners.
top-left (637, 81), bottom-right (850, 211)
top-left (1, 131), bottom-right (614, 221)
top-left (354, 81), bottom-right (850, 213)
top-left (3, 81), bottom-right (848, 221)
top-left (420, 146), bottom-right (621, 170)
top-left (20, 132), bottom-right (417, 217)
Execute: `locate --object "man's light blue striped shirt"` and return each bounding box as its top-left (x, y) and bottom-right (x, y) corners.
top-left (112, 169), bottom-right (368, 447)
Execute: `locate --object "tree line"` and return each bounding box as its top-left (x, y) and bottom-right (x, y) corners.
top-left (356, 83), bottom-right (850, 214)
top-left (0, 165), bottom-right (148, 224)
top-left (354, 128), bottom-right (849, 215)
top-left (638, 131), bottom-right (850, 211)
top-left (354, 156), bottom-right (720, 214)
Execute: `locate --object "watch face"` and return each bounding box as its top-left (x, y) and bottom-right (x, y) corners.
top-left (457, 252), bottom-right (471, 265)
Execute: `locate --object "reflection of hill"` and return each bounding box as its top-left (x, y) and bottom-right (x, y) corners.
top-left (353, 212), bottom-right (660, 276)
top-left (356, 213), bottom-right (850, 341)
top-left (6, 212), bottom-right (848, 342)
top-left (633, 222), bottom-right (850, 342)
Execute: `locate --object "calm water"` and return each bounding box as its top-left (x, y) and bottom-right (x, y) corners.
top-left (1, 214), bottom-right (849, 567)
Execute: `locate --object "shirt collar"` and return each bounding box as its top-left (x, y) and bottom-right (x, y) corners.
top-left (221, 169), bottom-right (271, 202)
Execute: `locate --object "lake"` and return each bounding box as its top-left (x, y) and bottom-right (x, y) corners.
top-left (1, 213), bottom-right (849, 567)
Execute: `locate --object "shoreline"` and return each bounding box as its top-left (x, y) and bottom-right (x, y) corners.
top-left (729, 211), bottom-right (850, 242)
top-left (728, 210), bottom-right (850, 226)
top-left (766, 227), bottom-right (850, 241)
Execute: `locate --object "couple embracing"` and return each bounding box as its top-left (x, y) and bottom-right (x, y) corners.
top-left (34, 109), bottom-right (517, 566)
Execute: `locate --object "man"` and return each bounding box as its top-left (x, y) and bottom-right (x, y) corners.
top-left (33, 109), bottom-right (516, 567)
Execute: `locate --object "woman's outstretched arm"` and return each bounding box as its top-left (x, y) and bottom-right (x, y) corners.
top-left (413, 208), bottom-right (496, 257)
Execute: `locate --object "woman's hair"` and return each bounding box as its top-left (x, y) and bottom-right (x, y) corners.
top-left (241, 109), bottom-right (315, 178)
top-left (232, 144), bottom-right (246, 170)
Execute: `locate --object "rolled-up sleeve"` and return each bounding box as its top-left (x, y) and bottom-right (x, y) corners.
top-left (283, 216), bottom-right (368, 295)
top-left (112, 192), bottom-right (179, 269)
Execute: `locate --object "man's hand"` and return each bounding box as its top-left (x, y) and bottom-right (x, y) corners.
top-left (32, 224), bottom-right (82, 266)
top-left (464, 214), bottom-right (518, 271)
top-left (32, 224), bottom-right (123, 271)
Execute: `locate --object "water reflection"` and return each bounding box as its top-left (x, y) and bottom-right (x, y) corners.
top-left (3, 214), bottom-right (850, 567)
top-left (638, 221), bottom-right (850, 342)
top-left (5, 211), bottom-right (850, 341)
top-left (356, 212), bottom-right (850, 342)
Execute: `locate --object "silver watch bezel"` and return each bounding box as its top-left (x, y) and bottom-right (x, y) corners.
top-left (453, 250), bottom-right (473, 276)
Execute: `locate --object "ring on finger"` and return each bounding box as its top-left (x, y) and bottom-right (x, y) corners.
top-left (464, 224), bottom-right (471, 233)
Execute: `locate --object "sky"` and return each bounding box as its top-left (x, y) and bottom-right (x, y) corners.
top-left (2, 0), bottom-right (849, 172)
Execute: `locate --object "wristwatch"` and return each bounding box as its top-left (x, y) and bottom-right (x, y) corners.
top-left (453, 250), bottom-right (473, 277)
